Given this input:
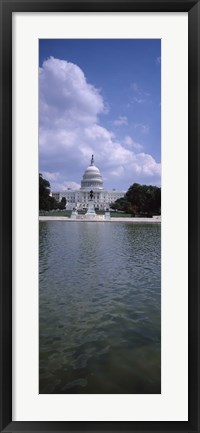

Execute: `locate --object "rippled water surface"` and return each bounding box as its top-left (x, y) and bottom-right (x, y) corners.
top-left (39, 222), bottom-right (161, 394)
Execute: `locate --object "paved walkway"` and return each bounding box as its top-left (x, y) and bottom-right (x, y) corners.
top-left (39, 216), bottom-right (161, 223)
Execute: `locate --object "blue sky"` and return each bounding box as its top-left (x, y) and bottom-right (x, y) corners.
top-left (39, 39), bottom-right (161, 191)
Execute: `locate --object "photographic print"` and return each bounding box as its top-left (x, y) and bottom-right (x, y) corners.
top-left (39, 39), bottom-right (161, 394)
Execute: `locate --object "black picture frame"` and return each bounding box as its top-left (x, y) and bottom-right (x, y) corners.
top-left (0, 1), bottom-right (199, 432)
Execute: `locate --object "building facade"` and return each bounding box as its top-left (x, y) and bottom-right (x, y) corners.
top-left (52, 155), bottom-right (125, 211)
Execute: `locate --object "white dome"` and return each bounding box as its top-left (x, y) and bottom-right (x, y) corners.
top-left (81, 155), bottom-right (103, 190)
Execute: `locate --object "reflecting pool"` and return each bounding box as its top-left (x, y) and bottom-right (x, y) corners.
top-left (39, 222), bottom-right (161, 394)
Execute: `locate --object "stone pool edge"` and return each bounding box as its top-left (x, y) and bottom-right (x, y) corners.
top-left (39, 216), bottom-right (161, 223)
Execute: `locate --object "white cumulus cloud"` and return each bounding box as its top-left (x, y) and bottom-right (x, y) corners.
top-left (39, 57), bottom-right (160, 191)
top-left (43, 171), bottom-right (60, 181)
top-left (123, 135), bottom-right (143, 151)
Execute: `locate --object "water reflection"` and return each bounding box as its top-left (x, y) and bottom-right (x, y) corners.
top-left (39, 222), bottom-right (161, 393)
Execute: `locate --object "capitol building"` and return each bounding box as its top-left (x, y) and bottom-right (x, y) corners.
top-left (52, 155), bottom-right (125, 211)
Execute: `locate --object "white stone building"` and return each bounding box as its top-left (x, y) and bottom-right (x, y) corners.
top-left (52, 155), bottom-right (125, 210)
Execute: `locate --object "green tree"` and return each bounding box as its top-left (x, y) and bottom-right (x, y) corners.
top-left (58, 197), bottom-right (67, 210)
top-left (39, 173), bottom-right (57, 211)
top-left (111, 183), bottom-right (161, 216)
top-left (110, 197), bottom-right (129, 211)
top-left (126, 183), bottom-right (161, 216)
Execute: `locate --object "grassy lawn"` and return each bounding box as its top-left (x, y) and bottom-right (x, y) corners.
top-left (110, 212), bottom-right (132, 218)
top-left (39, 210), bottom-right (72, 217)
top-left (39, 210), bottom-right (133, 218)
